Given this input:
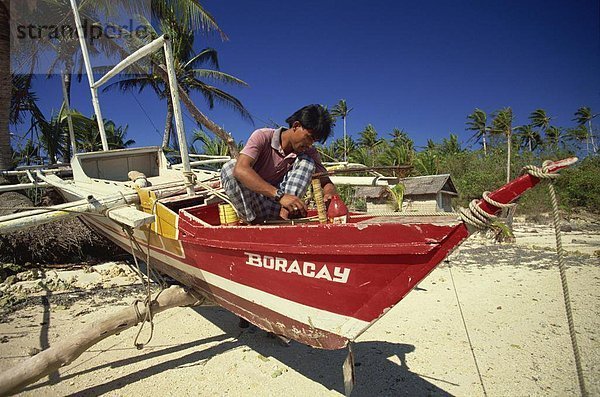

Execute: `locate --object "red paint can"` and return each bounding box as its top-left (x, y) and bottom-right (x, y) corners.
top-left (327, 195), bottom-right (348, 224)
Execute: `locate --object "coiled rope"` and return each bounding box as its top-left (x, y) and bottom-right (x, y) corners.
top-left (522, 161), bottom-right (587, 397)
top-left (459, 191), bottom-right (517, 231)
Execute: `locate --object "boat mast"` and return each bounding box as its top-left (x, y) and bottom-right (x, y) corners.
top-left (69, 0), bottom-right (109, 151)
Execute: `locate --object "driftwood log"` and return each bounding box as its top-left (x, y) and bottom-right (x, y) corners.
top-left (0, 286), bottom-right (204, 396)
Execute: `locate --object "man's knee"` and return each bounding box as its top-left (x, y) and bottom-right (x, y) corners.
top-left (220, 159), bottom-right (237, 182)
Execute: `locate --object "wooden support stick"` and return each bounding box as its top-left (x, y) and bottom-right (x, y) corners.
top-left (0, 286), bottom-right (204, 396)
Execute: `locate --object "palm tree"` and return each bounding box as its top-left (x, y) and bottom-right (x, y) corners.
top-left (13, 138), bottom-right (40, 167)
top-left (544, 126), bottom-right (564, 151)
top-left (321, 136), bottom-right (356, 162)
top-left (389, 128), bottom-right (414, 150)
top-left (425, 138), bottom-right (438, 152)
top-left (491, 107), bottom-right (515, 183)
top-left (104, 121), bottom-right (135, 149)
top-left (573, 107), bottom-right (598, 154)
top-left (349, 147), bottom-right (373, 167)
top-left (191, 130), bottom-right (230, 156)
top-left (565, 125), bottom-right (588, 152)
top-left (414, 150), bottom-right (438, 175)
top-left (76, 115), bottom-right (134, 152)
top-left (439, 133), bottom-right (463, 155)
top-left (529, 109), bottom-right (552, 153)
top-left (466, 108), bottom-right (489, 155)
top-left (516, 124), bottom-right (541, 152)
top-left (105, 13), bottom-right (250, 150)
top-left (379, 143), bottom-right (413, 170)
top-left (10, 74), bottom-right (44, 125)
top-left (529, 109), bottom-right (552, 130)
top-left (356, 124), bottom-right (382, 166)
top-left (35, 106), bottom-right (91, 163)
top-left (357, 124), bottom-right (381, 150)
top-left (387, 183), bottom-right (405, 212)
top-left (330, 99), bottom-right (353, 162)
top-left (152, 0), bottom-right (225, 38)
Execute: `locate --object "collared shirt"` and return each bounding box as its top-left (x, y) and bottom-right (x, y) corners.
top-left (240, 127), bottom-right (326, 185)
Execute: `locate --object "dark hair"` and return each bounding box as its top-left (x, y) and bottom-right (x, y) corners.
top-left (285, 104), bottom-right (333, 143)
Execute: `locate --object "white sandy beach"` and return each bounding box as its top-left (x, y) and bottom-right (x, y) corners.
top-left (0, 219), bottom-right (598, 396)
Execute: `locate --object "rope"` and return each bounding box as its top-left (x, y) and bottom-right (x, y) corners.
top-left (183, 170), bottom-right (197, 191)
top-left (448, 263), bottom-right (488, 397)
top-left (195, 179), bottom-right (237, 211)
top-left (459, 191), bottom-right (516, 231)
top-left (522, 162), bottom-right (588, 397)
top-left (123, 224), bottom-right (166, 350)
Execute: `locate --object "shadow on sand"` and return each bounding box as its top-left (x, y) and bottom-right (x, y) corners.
top-left (25, 306), bottom-right (454, 396)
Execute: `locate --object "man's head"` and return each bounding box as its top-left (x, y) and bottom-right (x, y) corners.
top-left (285, 104), bottom-right (333, 144)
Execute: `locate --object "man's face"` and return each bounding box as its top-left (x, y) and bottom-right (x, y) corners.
top-left (292, 122), bottom-right (316, 153)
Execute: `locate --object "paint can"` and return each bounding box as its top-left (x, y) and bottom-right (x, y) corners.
top-left (327, 195), bottom-right (348, 224)
top-left (219, 203), bottom-right (239, 225)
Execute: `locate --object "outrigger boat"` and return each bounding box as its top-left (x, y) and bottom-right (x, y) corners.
top-left (0, 2), bottom-right (577, 352)
top-left (1, 148), bottom-right (576, 350)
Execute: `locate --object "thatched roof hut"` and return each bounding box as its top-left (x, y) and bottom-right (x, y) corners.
top-left (354, 174), bottom-right (458, 213)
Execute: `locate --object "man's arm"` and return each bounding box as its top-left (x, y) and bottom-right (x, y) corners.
top-left (233, 154), bottom-right (307, 214)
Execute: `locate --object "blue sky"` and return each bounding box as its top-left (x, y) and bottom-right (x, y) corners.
top-left (26, 0), bottom-right (600, 152)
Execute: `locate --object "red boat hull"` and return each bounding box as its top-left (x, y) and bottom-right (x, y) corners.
top-left (84, 213), bottom-right (468, 349)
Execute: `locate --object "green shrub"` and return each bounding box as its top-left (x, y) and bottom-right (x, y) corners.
top-left (556, 156), bottom-right (600, 213)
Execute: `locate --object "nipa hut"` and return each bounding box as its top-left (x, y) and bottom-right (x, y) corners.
top-left (354, 174), bottom-right (458, 213)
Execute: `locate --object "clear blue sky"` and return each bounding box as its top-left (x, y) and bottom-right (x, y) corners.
top-left (29, 0), bottom-right (600, 151)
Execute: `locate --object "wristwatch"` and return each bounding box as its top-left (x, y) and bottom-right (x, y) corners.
top-left (274, 189), bottom-right (284, 202)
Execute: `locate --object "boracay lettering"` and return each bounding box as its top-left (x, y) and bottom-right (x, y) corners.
top-left (244, 252), bottom-right (351, 284)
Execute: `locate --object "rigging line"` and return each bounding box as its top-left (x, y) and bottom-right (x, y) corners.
top-left (448, 263), bottom-right (488, 397)
top-left (129, 92), bottom-right (163, 139)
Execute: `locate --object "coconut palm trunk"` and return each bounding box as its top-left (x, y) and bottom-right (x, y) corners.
top-left (589, 120), bottom-right (596, 153)
top-left (482, 134), bottom-right (487, 156)
top-left (162, 91), bottom-right (174, 148)
top-left (61, 69), bottom-right (73, 160)
top-left (506, 129), bottom-right (512, 183)
top-left (154, 65), bottom-right (239, 157)
top-left (343, 116), bottom-right (347, 162)
top-left (0, 0), bottom-right (12, 170)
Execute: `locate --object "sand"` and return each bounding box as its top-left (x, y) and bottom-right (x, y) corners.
top-left (0, 219), bottom-right (598, 396)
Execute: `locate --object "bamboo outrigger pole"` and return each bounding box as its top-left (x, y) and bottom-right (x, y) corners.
top-left (69, 0), bottom-right (109, 151)
top-left (163, 37), bottom-right (195, 196)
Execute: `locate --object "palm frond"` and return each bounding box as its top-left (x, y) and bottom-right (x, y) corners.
top-left (152, 0), bottom-right (227, 40)
top-left (188, 79), bottom-right (253, 122)
top-left (184, 48), bottom-right (219, 70)
top-left (189, 69), bottom-right (248, 86)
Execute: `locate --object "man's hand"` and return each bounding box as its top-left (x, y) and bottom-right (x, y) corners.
top-left (279, 194), bottom-right (307, 219)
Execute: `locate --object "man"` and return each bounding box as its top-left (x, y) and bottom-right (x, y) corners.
top-left (221, 104), bottom-right (336, 223)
